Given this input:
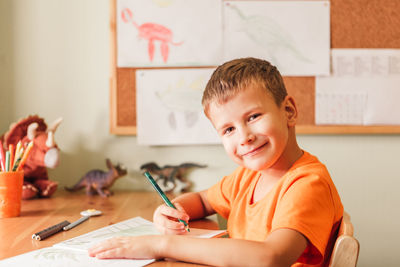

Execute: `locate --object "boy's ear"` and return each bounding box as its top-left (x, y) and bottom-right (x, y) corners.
top-left (283, 96), bottom-right (298, 127)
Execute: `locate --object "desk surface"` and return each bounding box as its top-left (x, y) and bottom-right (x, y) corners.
top-left (0, 190), bottom-right (220, 266)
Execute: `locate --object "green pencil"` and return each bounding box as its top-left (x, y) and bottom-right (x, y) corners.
top-left (143, 171), bottom-right (190, 232)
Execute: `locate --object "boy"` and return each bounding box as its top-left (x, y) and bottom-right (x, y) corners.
top-left (89, 58), bottom-right (343, 266)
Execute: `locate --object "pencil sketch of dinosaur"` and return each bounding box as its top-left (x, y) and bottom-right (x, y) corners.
top-left (155, 77), bottom-right (205, 130)
top-left (121, 7), bottom-right (183, 63)
top-left (226, 3), bottom-right (312, 65)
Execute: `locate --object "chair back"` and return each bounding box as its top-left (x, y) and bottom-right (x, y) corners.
top-left (329, 211), bottom-right (360, 267)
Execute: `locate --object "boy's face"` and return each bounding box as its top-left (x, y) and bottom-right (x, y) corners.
top-left (208, 84), bottom-right (293, 171)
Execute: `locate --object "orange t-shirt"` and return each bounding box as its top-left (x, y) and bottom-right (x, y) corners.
top-left (207, 151), bottom-right (343, 266)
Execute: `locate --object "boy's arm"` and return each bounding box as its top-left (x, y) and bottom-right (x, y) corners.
top-left (89, 227), bottom-right (308, 266)
top-left (172, 189), bottom-right (215, 219)
top-left (160, 228), bottom-right (307, 266)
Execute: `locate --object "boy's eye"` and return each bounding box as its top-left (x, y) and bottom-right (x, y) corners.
top-left (223, 127), bottom-right (235, 135)
top-left (249, 113), bottom-right (260, 121)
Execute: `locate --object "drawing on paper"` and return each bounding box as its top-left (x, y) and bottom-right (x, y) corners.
top-left (155, 77), bottom-right (204, 130)
top-left (121, 7), bottom-right (183, 63)
top-left (33, 248), bottom-right (80, 262)
top-left (136, 69), bottom-right (220, 145)
top-left (225, 3), bottom-right (311, 65)
top-left (55, 218), bottom-right (160, 251)
top-left (117, 0), bottom-right (222, 67)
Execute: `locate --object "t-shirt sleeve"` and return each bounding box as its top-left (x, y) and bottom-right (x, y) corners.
top-left (271, 174), bottom-right (336, 264)
top-left (207, 167), bottom-right (243, 219)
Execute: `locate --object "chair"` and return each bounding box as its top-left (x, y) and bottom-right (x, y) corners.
top-left (329, 211), bottom-right (360, 267)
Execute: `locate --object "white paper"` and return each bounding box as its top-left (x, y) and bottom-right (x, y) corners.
top-left (316, 76), bottom-right (400, 125)
top-left (0, 217), bottom-right (227, 267)
top-left (315, 78), bottom-right (367, 125)
top-left (0, 247), bottom-right (155, 267)
top-left (331, 49), bottom-right (400, 77)
top-left (363, 77), bottom-right (400, 125)
top-left (136, 68), bottom-right (221, 145)
top-left (223, 0), bottom-right (330, 76)
top-left (54, 217), bottom-right (160, 252)
top-left (117, 0), bottom-right (222, 67)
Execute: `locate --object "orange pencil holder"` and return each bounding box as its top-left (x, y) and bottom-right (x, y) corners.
top-left (0, 171), bottom-right (24, 218)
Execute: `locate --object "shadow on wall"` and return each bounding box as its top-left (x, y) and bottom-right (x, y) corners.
top-left (48, 132), bottom-right (146, 192)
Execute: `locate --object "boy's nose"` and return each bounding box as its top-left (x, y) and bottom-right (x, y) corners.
top-left (240, 130), bottom-right (255, 145)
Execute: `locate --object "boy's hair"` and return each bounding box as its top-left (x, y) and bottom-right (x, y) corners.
top-left (202, 57), bottom-right (287, 116)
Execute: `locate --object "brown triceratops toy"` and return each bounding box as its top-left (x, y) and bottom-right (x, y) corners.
top-left (1, 115), bottom-right (62, 200)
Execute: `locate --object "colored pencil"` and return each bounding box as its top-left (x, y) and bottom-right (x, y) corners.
top-left (8, 144), bottom-right (14, 172)
top-left (5, 151), bottom-right (10, 172)
top-left (0, 140), bottom-right (5, 171)
top-left (143, 171), bottom-right (190, 232)
top-left (16, 141), bottom-right (33, 171)
top-left (12, 147), bottom-right (24, 171)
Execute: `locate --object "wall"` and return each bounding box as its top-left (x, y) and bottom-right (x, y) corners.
top-left (1, 0), bottom-right (400, 266)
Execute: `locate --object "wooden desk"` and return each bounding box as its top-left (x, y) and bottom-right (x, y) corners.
top-left (0, 190), bottom-right (220, 266)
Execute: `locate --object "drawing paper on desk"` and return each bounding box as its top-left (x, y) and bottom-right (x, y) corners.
top-left (0, 217), bottom-right (227, 267)
top-left (223, 0), bottom-right (330, 76)
top-left (54, 217), bottom-right (159, 252)
top-left (0, 247), bottom-right (154, 267)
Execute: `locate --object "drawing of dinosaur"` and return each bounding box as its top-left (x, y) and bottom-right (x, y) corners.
top-left (65, 159), bottom-right (127, 197)
top-left (140, 162), bottom-right (207, 193)
top-left (121, 7), bottom-right (183, 63)
top-left (226, 3), bottom-right (312, 65)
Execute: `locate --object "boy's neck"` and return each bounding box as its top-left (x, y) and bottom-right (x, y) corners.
top-left (260, 130), bottom-right (303, 180)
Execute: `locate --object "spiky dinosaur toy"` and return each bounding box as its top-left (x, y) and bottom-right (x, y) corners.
top-left (1, 115), bottom-right (62, 199)
top-left (140, 162), bottom-right (207, 193)
top-left (65, 158), bottom-right (127, 197)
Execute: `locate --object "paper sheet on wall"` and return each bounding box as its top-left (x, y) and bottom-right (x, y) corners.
top-left (315, 78), bottom-right (367, 125)
top-left (316, 76), bottom-right (400, 125)
top-left (223, 0), bottom-right (330, 76)
top-left (117, 0), bottom-right (222, 67)
top-left (331, 49), bottom-right (400, 77)
top-left (0, 217), bottom-right (227, 267)
top-left (136, 68), bottom-right (221, 145)
top-left (316, 49), bottom-right (400, 125)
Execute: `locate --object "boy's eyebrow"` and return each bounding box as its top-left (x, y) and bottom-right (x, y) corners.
top-left (214, 121), bottom-right (231, 132)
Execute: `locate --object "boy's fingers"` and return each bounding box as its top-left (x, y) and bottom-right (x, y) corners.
top-left (161, 216), bottom-right (187, 230)
top-left (158, 204), bottom-right (189, 222)
top-left (174, 202), bottom-right (189, 218)
top-left (155, 223), bottom-right (188, 235)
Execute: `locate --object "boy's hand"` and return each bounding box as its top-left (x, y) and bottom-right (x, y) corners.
top-left (153, 202), bottom-right (190, 235)
top-left (88, 235), bottom-right (162, 259)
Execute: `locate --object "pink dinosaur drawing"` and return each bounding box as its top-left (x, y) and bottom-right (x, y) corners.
top-left (121, 8), bottom-right (183, 63)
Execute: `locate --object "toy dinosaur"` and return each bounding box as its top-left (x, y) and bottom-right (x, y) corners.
top-left (65, 159), bottom-right (127, 197)
top-left (140, 162), bottom-right (207, 193)
top-left (1, 115), bottom-right (62, 200)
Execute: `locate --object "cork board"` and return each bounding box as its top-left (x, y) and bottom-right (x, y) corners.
top-left (109, 0), bottom-right (400, 135)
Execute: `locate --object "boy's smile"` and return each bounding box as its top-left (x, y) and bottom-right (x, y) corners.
top-left (208, 83), bottom-right (292, 172)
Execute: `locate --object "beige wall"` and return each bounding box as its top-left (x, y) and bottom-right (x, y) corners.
top-left (1, 1), bottom-right (400, 266)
